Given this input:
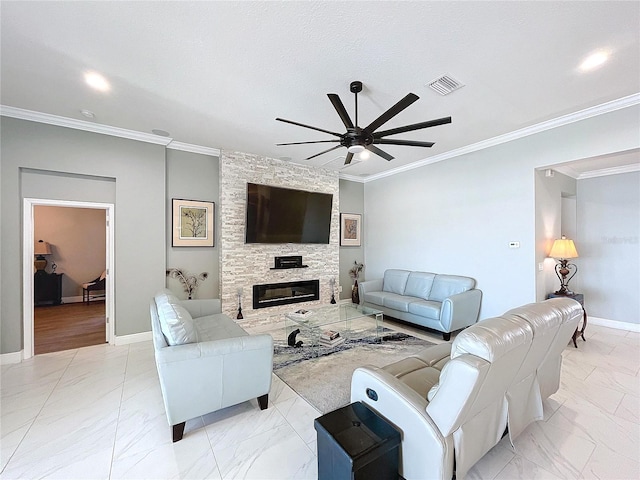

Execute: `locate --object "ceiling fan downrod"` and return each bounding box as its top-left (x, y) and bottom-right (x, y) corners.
top-left (350, 80), bottom-right (362, 127)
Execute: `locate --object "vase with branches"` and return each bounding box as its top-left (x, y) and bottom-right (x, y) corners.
top-left (348, 261), bottom-right (364, 304)
top-left (166, 268), bottom-right (208, 300)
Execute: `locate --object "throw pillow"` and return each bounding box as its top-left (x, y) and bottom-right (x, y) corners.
top-left (158, 302), bottom-right (198, 346)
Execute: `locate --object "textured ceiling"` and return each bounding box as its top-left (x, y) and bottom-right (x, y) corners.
top-left (1, 1), bottom-right (639, 178)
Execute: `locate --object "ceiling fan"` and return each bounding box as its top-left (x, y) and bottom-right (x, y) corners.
top-left (276, 81), bottom-right (452, 165)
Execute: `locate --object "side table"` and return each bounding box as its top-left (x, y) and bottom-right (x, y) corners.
top-left (314, 401), bottom-right (401, 480)
top-left (34, 271), bottom-right (63, 306)
top-left (547, 292), bottom-right (586, 348)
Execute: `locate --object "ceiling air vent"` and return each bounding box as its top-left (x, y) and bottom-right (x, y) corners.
top-left (428, 75), bottom-right (464, 95)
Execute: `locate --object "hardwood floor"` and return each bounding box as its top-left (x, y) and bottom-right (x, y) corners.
top-left (34, 301), bottom-right (106, 354)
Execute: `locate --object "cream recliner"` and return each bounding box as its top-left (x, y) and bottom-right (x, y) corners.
top-left (350, 298), bottom-right (581, 479)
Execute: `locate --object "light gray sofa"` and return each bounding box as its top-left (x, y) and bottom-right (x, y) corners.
top-left (150, 290), bottom-right (273, 442)
top-left (351, 297), bottom-right (582, 479)
top-left (359, 269), bottom-right (482, 340)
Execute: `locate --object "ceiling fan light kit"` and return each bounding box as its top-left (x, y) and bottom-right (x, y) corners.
top-left (276, 80), bottom-right (452, 165)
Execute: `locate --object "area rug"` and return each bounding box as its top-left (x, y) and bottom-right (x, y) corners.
top-left (273, 329), bottom-right (435, 414)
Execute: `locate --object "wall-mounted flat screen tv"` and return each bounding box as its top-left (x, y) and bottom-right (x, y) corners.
top-left (245, 183), bottom-right (333, 244)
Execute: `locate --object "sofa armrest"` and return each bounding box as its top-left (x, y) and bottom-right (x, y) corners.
top-left (155, 333), bottom-right (272, 364)
top-left (351, 366), bottom-right (454, 480)
top-left (179, 299), bottom-right (222, 318)
top-left (358, 278), bottom-right (383, 304)
top-left (439, 289), bottom-right (482, 332)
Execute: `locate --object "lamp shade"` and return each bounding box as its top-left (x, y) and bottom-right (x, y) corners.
top-left (549, 236), bottom-right (579, 259)
top-left (34, 240), bottom-right (52, 255)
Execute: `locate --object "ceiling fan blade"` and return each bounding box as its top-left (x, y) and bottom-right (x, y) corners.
top-left (344, 152), bottom-right (354, 165)
top-left (365, 93), bottom-right (419, 133)
top-left (367, 145), bottom-right (395, 161)
top-left (328, 94), bottom-right (354, 129)
top-left (306, 145), bottom-right (343, 160)
top-left (374, 139), bottom-right (435, 148)
top-left (373, 116), bottom-right (452, 138)
top-left (276, 140), bottom-right (340, 146)
top-left (276, 118), bottom-right (342, 137)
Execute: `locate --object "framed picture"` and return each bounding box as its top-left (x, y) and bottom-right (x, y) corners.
top-left (340, 213), bottom-right (362, 247)
top-left (172, 199), bottom-right (215, 247)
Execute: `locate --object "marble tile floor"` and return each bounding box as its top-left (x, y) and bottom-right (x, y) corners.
top-left (1, 321), bottom-right (638, 479)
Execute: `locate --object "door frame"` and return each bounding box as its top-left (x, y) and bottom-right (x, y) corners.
top-left (23, 198), bottom-right (115, 359)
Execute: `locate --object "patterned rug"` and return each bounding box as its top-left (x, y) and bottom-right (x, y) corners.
top-left (273, 329), bottom-right (435, 413)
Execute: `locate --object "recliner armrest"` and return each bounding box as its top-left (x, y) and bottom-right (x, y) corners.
top-left (179, 299), bottom-right (222, 318)
top-left (351, 366), bottom-right (454, 480)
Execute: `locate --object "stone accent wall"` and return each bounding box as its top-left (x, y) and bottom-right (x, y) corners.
top-left (219, 151), bottom-right (340, 321)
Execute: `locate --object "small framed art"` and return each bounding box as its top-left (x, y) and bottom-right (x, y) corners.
top-left (172, 198), bottom-right (215, 247)
top-left (340, 213), bottom-right (362, 247)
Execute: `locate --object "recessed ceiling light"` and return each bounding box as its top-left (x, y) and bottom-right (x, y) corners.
top-left (579, 50), bottom-right (609, 72)
top-left (80, 109), bottom-right (95, 119)
top-left (84, 71), bottom-right (110, 92)
top-left (151, 129), bottom-right (170, 137)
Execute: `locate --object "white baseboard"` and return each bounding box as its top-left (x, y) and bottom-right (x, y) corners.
top-left (0, 350), bottom-right (23, 365)
top-left (114, 331), bottom-right (152, 346)
top-left (588, 316), bottom-right (640, 333)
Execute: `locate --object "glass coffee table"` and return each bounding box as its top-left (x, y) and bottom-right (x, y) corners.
top-left (284, 303), bottom-right (383, 356)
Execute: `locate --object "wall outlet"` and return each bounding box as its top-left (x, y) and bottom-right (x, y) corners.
top-left (538, 262), bottom-right (544, 271)
top-left (338, 285), bottom-right (343, 293)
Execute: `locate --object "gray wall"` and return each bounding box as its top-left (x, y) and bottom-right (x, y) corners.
top-left (166, 149), bottom-right (220, 299)
top-left (1, 117), bottom-right (166, 353)
top-left (363, 105), bottom-right (640, 320)
top-left (339, 179), bottom-right (365, 300)
top-left (577, 172), bottom-right (639, 324)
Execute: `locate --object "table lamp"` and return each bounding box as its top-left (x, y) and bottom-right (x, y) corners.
top-left (34, 240), bottom-right (52, 272)
top-left (549, 235), bottom-right (579, 295)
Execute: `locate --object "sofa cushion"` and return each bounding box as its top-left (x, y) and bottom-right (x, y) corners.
top-left (383, 357), bottom-right (442, 399)
top-left (408, 300), bottom-right (442, 320)
top-left (157, 302), bottom-right (198, 346)
top-left (382, 269), bottom-right (411, 295)
top-left (383, 294), bottom-right (414, 313)
top-left (363, 290), bottom-right (387, 307)
top-left (404, 272), bottom-right (436, 300)
top-left (428, 275), bottom-right (475, 302)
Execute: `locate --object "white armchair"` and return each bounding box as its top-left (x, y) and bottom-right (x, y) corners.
top-left (150, 290), bottom-right (273, 442)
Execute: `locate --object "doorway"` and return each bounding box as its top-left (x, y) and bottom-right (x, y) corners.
top-left (23, 198), bottom-right (115, 359)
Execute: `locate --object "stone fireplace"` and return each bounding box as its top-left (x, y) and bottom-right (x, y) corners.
top-left (219, 151), bottom-right (339, 320)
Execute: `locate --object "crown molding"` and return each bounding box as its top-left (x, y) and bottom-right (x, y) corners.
top-left (166, 141), bottom-right (220, 157)
top-left (0, 105), bottom-right (174, 146)
top-left (577, 163), bottom-right (640, 179)
top-left (337, 173), bottom-right (367, 183)
top-left (363, 93), bottom-right (640, 183)
top-left (4, 92), bottom-right (639, 179)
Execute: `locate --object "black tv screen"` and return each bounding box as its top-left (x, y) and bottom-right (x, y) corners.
top-left (245, 183), bottom-right (333, 244)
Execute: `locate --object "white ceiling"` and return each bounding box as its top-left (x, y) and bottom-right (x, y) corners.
top-left (1, 1), bottom-right (639, 178)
